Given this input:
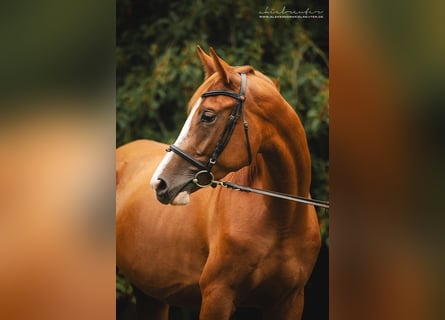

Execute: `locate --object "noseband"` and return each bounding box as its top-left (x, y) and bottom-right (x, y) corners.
top-left (167, 73), bottom-right (252, 187)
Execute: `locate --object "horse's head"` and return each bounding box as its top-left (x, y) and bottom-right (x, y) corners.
top-left (150, 46), bottom-right (280, 205)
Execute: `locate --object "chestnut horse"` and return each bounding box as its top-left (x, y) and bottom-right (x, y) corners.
top-left (116, 47), bottom-right (321, 319)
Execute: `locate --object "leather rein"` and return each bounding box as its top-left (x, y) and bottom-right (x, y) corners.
top-left (166, 73), bottom-right (329, 209)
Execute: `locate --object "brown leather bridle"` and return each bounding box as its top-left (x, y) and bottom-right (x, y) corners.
top-left (166, 73), bottom-right (251, 187)
top-left (165, 73), bottom-right (329, 209)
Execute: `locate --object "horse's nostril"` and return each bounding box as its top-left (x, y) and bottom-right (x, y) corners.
top-left (154, 178), bottom-right (171, 204)
top-left (156, 178), bottom-right (168, 193)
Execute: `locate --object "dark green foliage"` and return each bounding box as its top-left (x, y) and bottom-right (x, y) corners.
top-left (117, 0), bottom-right (329, 305)
top-left (116, 273), bottom-right (135, 303)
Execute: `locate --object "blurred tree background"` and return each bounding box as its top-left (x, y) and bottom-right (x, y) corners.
top-left (117, 0), bottom-right (328, 318)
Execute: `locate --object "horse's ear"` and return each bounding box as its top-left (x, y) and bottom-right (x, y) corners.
top-left (196, 45), bottom-right (215, 79)
top-left (209, 47), bottom-right (231, 85)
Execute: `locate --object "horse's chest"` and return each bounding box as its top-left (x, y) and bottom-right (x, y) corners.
top-left (233, 247), bottom-right (306, 306)
top-left (209, 232), bottom-right (305, 287)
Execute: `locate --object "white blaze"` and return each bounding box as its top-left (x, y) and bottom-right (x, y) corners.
top-left (150, 98), bottom-right (203, 188)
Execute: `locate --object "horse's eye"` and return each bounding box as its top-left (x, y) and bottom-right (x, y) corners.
top-left (201, 110), bottom-right (216, 123)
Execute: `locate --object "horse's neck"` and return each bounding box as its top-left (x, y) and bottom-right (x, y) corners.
top-left (232, 105), bottom-right (311, 215)
top-left (261, 107), bottom-right (311, 199)
top-left (256, 112), bottom-right (312, 235)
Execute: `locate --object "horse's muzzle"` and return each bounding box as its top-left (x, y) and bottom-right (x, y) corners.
top-left (152, 178), bottom-right (171, 204)
top-left (152, 177), bottom-right (194, 205)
